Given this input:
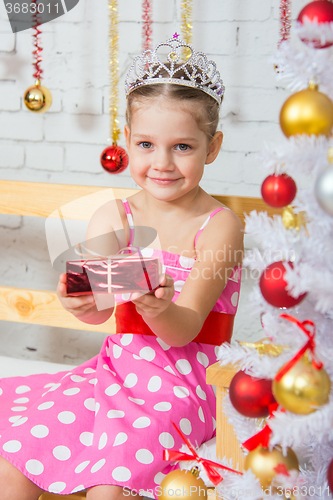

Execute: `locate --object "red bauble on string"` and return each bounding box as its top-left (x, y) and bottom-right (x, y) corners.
top-left (261, 174), bottom-right (297, 208)
top-left (297, 1), bottom-right (333, 48)
top-left (327, 457), bottom-right (333, 494)
top-left (100, 145), bottom-right (129, 174)
top-left (229, 371), bottom-right (276, 418)
top-left (260, 261), bottom-right (307, 308)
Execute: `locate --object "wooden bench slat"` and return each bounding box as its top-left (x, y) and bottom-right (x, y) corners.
top-left (0, 286), bottom-right (116, 333)
top-left (0, 180), bottom-right (282, 223)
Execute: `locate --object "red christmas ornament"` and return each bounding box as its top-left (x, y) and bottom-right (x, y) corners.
top-left (297, 1), bottom-right (333, 49)
top-left (327, 457), bottom-right (333, 493)
top-left (260, 261), bottom-right (307, 309)
top-left (229, 371), bottom-right (276, 418)
top-left (261, 174), bottom-right (297, 208)
top-left (100, 145), bottom-right (129, 174)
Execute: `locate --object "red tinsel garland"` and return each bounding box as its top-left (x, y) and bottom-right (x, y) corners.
top-left (31, 0), bottom-right (43, 80)
top-left (142, 0), bottom-right (152, 51)
top-left (279, 0), bottom-right (292, 46)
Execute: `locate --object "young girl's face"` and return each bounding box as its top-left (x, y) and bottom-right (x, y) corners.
top-left (124, 98), bottom-right (220, 203)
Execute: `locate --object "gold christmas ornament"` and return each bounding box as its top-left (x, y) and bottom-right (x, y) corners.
top-left (282, 205), bottom-right (307, 231)
top-left (244, 445), bottom-right (299, 489)
top-left (273, 354), bottom-right (331, 415)
top-left (159, 467), bottom-right (207, 500)
top-left (279, 82), bottom-right (333, 138)
top-left (239, 338), bottom-right (286, 357)
top-left (181, 0), bottom-right (193, 60)
top-left (24, 79), bottom-right (52, 113)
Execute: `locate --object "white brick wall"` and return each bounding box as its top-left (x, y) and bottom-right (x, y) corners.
top-left (0, 0), bottom-right (308, 364)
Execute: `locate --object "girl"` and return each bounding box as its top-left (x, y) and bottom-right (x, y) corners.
top-left (0, 37), bottom-right (243, 499)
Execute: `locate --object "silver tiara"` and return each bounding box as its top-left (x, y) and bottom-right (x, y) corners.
top-left (125, 36), bottom-right (225, 106)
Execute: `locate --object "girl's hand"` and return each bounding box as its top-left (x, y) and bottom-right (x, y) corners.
top-left (131, 274), bottom-right (174, 319)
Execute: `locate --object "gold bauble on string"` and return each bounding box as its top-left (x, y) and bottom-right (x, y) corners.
top-left (159, 467), bottom-right (207, 500)
top-left (24, 79), bottom-right (52, 113)
top-left (272, 354), bottom-right (331, 415)
top-left (244, 445), bottom-right (299, 489)
top-left (279, 82), bottom-right (333, 137)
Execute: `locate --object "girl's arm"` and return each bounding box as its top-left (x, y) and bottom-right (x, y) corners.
top-left (131, 209), bottom-right (244, 347)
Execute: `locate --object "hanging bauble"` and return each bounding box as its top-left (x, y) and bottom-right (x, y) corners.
top-left (280, 83), bottom-right (333, 138)
top-left (327, 457), bottom-right (333, 494)
top-left (315, 164), bottom-right (333, 217)
top-left (100, 145), bottom-right (129, 174)
top-left (229, 371), bottom-right (276, 418)
top-left (297, 1), bottom-right (333, 48)
top-left (272, 353), bottom-right (331, 414)
top-left (159, 467), bottom-right (207, 500)
top-left (244, 445), bottom-right (299, 489)
top-left (261, 174), bottom-right (297, 208)
top-left (24, 79), bottom-right (52, 114)
top-left (259, 261), bottom-right (307, 308)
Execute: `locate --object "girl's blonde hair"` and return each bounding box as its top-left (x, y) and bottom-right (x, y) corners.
top-left (126, 67), bottom-right (220, 142)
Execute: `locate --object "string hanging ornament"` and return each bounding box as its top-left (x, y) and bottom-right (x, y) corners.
top-left (23, 0), bottom-right (52, 113)
top-left (180, 0), bottom-right (193, 60)
top-left (142, 0), bottom-right (153, 51)
top-left (279, 0), bottom-right (292, 46)
top-left (100, 0), bottom-right (129, 174)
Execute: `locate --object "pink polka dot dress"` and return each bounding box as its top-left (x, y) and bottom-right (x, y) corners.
top-left (0, 200), bottom-right (241, 497)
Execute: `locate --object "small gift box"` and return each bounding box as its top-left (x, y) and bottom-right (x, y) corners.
top-left (66, 253), bottom-right (161, 296)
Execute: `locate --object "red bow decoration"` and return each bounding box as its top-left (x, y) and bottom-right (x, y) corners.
top-left (163, 422), bottom-right (243, 486)
top-left (275, 314), bottom-right (323, 383)
top-left (242, 403), bottom-right (280, 451)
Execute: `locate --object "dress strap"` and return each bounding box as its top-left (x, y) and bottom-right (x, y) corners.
top-left (121, 198), bottom-right (135, 246)
top-left (194, 207), bottom-right (227, 248)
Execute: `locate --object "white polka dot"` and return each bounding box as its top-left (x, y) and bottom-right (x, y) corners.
top-left (31, 425), bottom-right (49, 438)
top-left (47, 383), bottom-right (61, 392)
top-left (113, 344), bottom-right (123, 359)
top-left (98, 432), bottom-right (108, 450)
top-left (180, 418), bottom-right (192, 436)
top-left (174, 280), bottom-right (185, 293)
top-left (164, 366), bottom-right (176, 375)
top-left (12, 416), bottom-right (28, 427)
top-left (122, 293), bottom-right (131, 301)
top-left (89, 378), bottom-right (98, 385)
top-left (58, 411), bottom-right (76, 424)
top-left (196, 385), bottom-right (207, 400)
top-left (105, 384), bottom-right (121, 396)
top-left (53, 445), bottom-right (71, 461)
top-left (75, 461), bottom-right (90, 473)
top-left (11, 406), bottom-right (27, 412)
top-left (107, 409), bottom-right (125, 418)
top-left (120, 334), bottom-right (133, 346)
top-left (91, 458), bottom-right (106, 474)
top-left (136, 449), bottom-right (154, 464)
top-left (25, 459), bottom-right (44, 475)
top-left (15, 385), bottom-right (31, 394)
top-left (3, 440), bottom-right (22, 453)
top-left (13, 397), bottom-right (29, 404)
top-left (133, 417), bottom-right (151, 429)
top-left (128, 397), bottom-right (145, 405)
top-left (83, 368), bottom-right (96, 374)
top-left (9, 415), bottom-right (22, 423)
top-left (84, 398), bottom-right (95, 411)
top-left (63, 388), bottom-right (80, 396)
top-left (158, 432), bottom-right (174, 449)
top-left (196, 352), bottom-right (209, 368)
top-left (112, 466), bottom-right (131, 482)
top-left (0, 388), bottom-right (2, 396)
top-left (49, 482), bottom-right (66, 493)
top-left (214, 346), bottom-right (219, 357)
top-left (153, 402), bottom-right (172, 412)
top-left (79, 432), bottom-right (93, 446)
top-left (141, 247), bottom-right (154, 257)
top-left (156, 338), bottom-right (171, 350)
top-left (148, 376), bottom-right (162, 392)
top-left (133, 354), bottom-right (141, 360)
top-left (231, 292), bottom-right (239, 307)
top-left (123, 373), bottom-right (138, 388)
top-left (61, 372), bottom-right (72, 379)
top-left (113, 432), bottom-right (128, 446)
top-left (154, 471), bottom-right (167, 485)
top-left (72, 485), bottom-right (85, 493)
top-left (198, 406), bottom-right (205, 422)
top-left (179, 255), bottom-right (194, 269)
top-left (175, 359), bottom-right (192, 375)
top-left (38, 401), bottom-right (54, 410)
top-left (212, 417), bottom-right (216, 431)
top-left (70, 375), bottom-right (86, 383)
top-left (103, 363), bottom-right (113, 372)
top-left (95, 402), bottom-right (100, 415)
top-left (139, 346), bottom-right (156, 361)
top-left (44, 383), bottom-right (56, 388)
top-left (173, 386), bottom-right (190, 398)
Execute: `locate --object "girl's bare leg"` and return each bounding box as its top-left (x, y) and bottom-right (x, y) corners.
top-left (87, 484), bottom-right (142, 500)
top-left (0, 456), bottom-right (44, 500)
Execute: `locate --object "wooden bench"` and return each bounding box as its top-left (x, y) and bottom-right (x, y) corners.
top-left (0, 179), bottom-right (281, 498)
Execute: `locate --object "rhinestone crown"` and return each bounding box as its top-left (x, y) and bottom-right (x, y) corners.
top-left (125, 37), bottom-right (225, 106)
